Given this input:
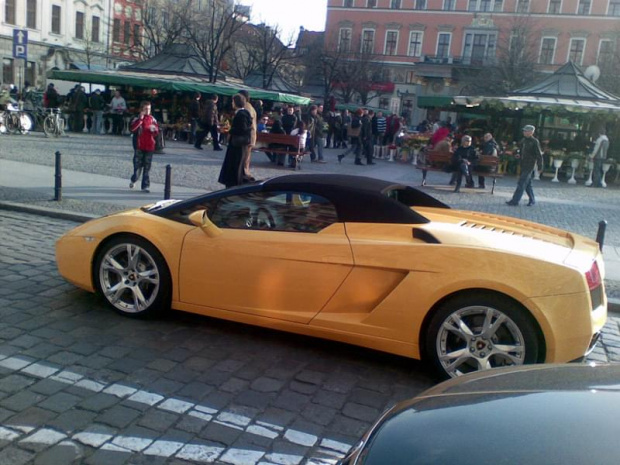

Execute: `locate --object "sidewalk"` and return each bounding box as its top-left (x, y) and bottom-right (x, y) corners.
top-left (0, 155), bottom-right (618, 311)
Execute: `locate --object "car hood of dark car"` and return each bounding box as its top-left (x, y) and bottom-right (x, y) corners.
top-left (359, 364), bottom-right (620, 465)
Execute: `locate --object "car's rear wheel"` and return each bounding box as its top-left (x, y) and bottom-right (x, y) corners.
top-left (94, 236), bottom-right (171, 317)
top-left (426, 294), bottom-right (540, 379)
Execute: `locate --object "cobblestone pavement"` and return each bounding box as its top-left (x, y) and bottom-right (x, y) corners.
top-left (1, 207), bottom-right (620, 464)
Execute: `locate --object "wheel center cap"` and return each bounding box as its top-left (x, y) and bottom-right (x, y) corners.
top-left (476, 340), bottom-right (486, 350)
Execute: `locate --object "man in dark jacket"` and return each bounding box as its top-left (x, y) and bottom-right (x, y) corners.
top-left (195, 94), bottom-right (222, 151)
top-left (281, 106), bottom-right (298, 134)
top-left (477, 132), bottom-right (499, 189)
top-left (507, 125), bottom-right (544, 206)
top-left (361, 110), bottom-right (375, 165)
top-left (188, 92), bottom-right (201, 144)
top-left (89, 89), bottom-right (105, 135)
top-left (452, 135), bottom-right (477, 192)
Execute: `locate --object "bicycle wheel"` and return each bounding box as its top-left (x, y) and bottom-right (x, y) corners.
top-left (5, 112), bottom-right (20, 134)
top-left (43, 115), bottom-right (57, 137)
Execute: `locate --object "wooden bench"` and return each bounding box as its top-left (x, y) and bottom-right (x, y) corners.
top-left (254, 133), bottom-right (310, 170)
top-left (416, 149), bottom-right (502, 194)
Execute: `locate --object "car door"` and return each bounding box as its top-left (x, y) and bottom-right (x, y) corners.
top-left (179, 190), bottom-right (354, 324)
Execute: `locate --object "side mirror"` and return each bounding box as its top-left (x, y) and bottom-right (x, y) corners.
top-left (188, 210), bottom-right (222, 238)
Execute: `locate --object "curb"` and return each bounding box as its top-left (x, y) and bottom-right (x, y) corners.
top-left (0, 201), bottom-right (98, 223)
top-left (1, 199), bottom-right (620, 314)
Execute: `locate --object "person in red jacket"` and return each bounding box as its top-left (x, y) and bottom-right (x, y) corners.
top-left (129, 101), bottom-right (159, 193)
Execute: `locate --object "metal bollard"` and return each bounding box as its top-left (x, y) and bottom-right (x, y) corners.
top-left (596, 220), bottom-right (607, 251)
top-left (54, 151), bottom-right (62, 201)
top-left (164, 164), bottom-right (172, 200)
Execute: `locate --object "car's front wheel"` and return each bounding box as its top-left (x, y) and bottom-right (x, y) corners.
top-left (94, 236), bottom-right (171, 317)
top-left (426, 294), bottom-right (541, 379)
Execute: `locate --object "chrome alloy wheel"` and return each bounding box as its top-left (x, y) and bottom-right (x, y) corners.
top-left (99, 243), bottom-right (160, 313)
top-left (437, 306), bottom-right (527, 378)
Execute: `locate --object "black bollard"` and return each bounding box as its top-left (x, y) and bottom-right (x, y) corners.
top-left (164, 164), bottom-right (172, 200)
top-left (54, 151), bottom-right (62, 201)
top-left (596, 220), bottom-right (607, 251)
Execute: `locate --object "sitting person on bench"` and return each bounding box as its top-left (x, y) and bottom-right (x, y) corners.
top-left (476, 132), bottom-right (499, 189)
top-left (288, 121), bottom-right (308, 168)
top-left (266, 120), bottom-right (286, 164)
top-left (420, 134), bottom-right (453, 186)
top-left (451, 135), bottom-right (478, 192)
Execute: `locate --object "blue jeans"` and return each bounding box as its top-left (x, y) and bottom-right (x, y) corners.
top-left (315, 137), bottom-right (325, 161)
top-left (510, 169), bottom-right (535, 203)
top-left (131, 150), bottom-right (153, 190)
top-left (91, 111), bottom-right (103, 134)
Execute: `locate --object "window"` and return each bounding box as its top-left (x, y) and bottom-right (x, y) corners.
top-left (362, 29), bottom-right (375, 53)
top-left (577, 0), bottom-right (591, 14)
top-left (124, 21), bottom-right (131, 45)
top-left (539, 37), bottom-right (556, 64)
top-left (480, 0), bottom-right (492, 11)
top-left (26, 0), bottom-right (37, 29)
top-left (133, 24), bottom-right (141, 46)
top-left (3, 58), bottom-right (14, 85)
top-left (344, 0), bottom-right (354, 6)
top-left (338, 28), bottom-right (352, 52)
top-left (385, 31), bottom-right (398, 55)
top-left (516, 0), bottom-right (529, 12)
top-left (113, 18), bottom-right (121, 42)
top-left (391, 0), bottom-right (401, 8)
top-left (548, 0), bottom-right (561, 13)
top-left (405, 70), bottom-right (416, 84)
top-left (610, 1), bottom-right (620, 15)
top-left (367, 0), bottom-right (377, 7)
top-left (494, 0), bottom-right (504, 10)
top-left (5, 0), bottom-right (16, 25)
top-left (568, 38), bottom-right (585, 64)
top-left (408, 31), bottom-right (423, 57)
top-left (25, 61), bottom-right (35, 86)
top-left (209, 192), bottom-right (339, 233)
top-left (51, 5), bottom-right (61, 34)
top-left (415, 0), bottom-right (427, 9)
top-left (92, 16), bottom-right (100, 42)
top-left (598, 40), bottom-right (614, 66)
top-left (444, 0), bottom-right (456, 9)
top-left (75, 12), bottom-right (84, 40)
top-left (463, 32), bottom-right (497, 65)
top-left (437, 33), bottom-right (451, 58)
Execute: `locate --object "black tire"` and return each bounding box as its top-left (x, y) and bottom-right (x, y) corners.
top-left (43, 115), bottom-right (57, 137)
top-left (94, 236), bottom-right (171, 318)
top-left (425, 293), bottom-right (541, 379)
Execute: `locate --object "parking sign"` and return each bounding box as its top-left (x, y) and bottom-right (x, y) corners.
top-left (13, 29), bottom-right (28, 59)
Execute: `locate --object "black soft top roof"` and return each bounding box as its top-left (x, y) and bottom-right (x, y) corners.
top-left (261, 174), bottom-right (446, 224)
top-left (155, 174), bottom-right (448, 224)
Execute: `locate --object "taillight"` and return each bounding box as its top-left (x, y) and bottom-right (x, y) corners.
top-left (585, 261), bottom-right (602, 291)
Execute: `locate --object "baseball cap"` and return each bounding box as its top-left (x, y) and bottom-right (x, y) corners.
top-left (522, 125), bottom-right (535, 132)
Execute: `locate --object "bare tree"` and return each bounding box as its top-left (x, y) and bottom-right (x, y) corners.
top-left (246, 23), bottom-right (294, 89)
top-left (184, 0), bottom-right (248, 83)
top-left (228, 25), bottom-right (259, 80)
top-left (137, 0), bottom-right (191, 60)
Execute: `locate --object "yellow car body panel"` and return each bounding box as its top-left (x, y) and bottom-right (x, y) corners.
top-left (56, 199), bottom-right (606, 367)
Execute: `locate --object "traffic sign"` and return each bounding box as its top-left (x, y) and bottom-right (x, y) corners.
top-left (13, 29), bottom-right (28, 59)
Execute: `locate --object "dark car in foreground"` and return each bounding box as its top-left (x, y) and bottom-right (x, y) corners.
top-left (340, 363), bottom-right (620, 465)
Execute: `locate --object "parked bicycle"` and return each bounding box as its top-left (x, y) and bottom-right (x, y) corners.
top-left (42, 108), bottom-right (65, 137)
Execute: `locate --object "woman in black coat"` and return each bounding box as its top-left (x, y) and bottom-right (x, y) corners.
top-left (218, 94), bottom-right (252, 188)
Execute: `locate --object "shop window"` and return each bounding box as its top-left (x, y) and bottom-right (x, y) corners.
top-left (3, 58), bottom-right (14, 85)
top-left (405, 71), bottom-right (416, 84)
top-left (51, 5), bottom-right (61, 34)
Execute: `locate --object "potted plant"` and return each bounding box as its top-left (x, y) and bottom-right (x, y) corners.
top-left (601, 159), bottom-right (616, 188)
top-left (550, 149), bottom-right (566, 183)
top-left (567, 152), bottom-right (584, 184)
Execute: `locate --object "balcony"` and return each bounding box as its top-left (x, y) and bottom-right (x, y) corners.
top-left (423, 55), bottom-right (497, 66)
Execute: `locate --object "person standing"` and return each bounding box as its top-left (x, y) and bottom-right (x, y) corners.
top-left (590, 128), bottom-right (610, 188)
top-left (195, 94), bottom-right (222, 151)
top-left (303, 105), bottom-right (319, 162)
top-left (44, 83), bottom-right (60, 108)
top-left (89, 89), bottom-right (105, 135)
top-left (238, 90), bottom-right (257, 182)
top-left (477, 132), bottom-right (499, 189)
top-left (361, 109), bottom-right (375, 165)
top-left (506, 125), bottom-right (544, 206)
top-left (110, 90), bottom-right (127, 135)
top-left (188, 92), bottom-right (201, 144)
top-left (219, 94), bottom-right (253, 188)
top-left (71, 86), bottom-right (88, 132)
top-left (337, 109), bottom-right (363, 165)
top-left (129, 101), bottom-right (159, 193)
top-left (314, 105), bottom-right (327, 163)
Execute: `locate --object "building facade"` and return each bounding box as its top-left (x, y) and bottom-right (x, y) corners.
top-left (1, 0), bottom-right (114, 90)
top-left (326, 0), bottom-right (620, 122)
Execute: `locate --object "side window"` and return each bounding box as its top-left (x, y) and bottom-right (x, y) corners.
top-left (209, 191), bottom-right (338, 233)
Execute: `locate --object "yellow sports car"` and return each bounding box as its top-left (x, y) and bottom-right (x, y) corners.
top-left (56, 174), bottom-right (607, 378)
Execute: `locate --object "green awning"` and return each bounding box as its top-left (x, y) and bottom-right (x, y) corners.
top-left (417, 96), bottom-right (455, 108)
top-left (47, 69), bottom-right (311, 105)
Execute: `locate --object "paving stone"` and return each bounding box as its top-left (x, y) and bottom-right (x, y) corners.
top-left (0, 446), bottom-right (35, 465)
top-left (199, 422), bottom-right (243, 446)
top-left (96, 405), bottom-right (141, 429)
top-left (137, 409), bottom-right (180, 432)
top-left (49, 409), bottom-right (98, 433)
top-left (1, 390), bottom-right (46, 411)
top-left (38, 392), bottom-right (83, 413)
top-left (0, 374), bottom-right (36, 394)
top-left (273, 390), bottom-right (311, 413)
top-left (34, 441), bottom-right (83, 465)
top-left (78, 393), bottom-right (121, 412)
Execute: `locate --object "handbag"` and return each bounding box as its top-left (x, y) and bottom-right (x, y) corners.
top-left (231, 133), bottom-right (251, 147)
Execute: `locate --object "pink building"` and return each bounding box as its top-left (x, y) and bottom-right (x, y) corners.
top-left (326, 0), bottom-right (619, 121)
